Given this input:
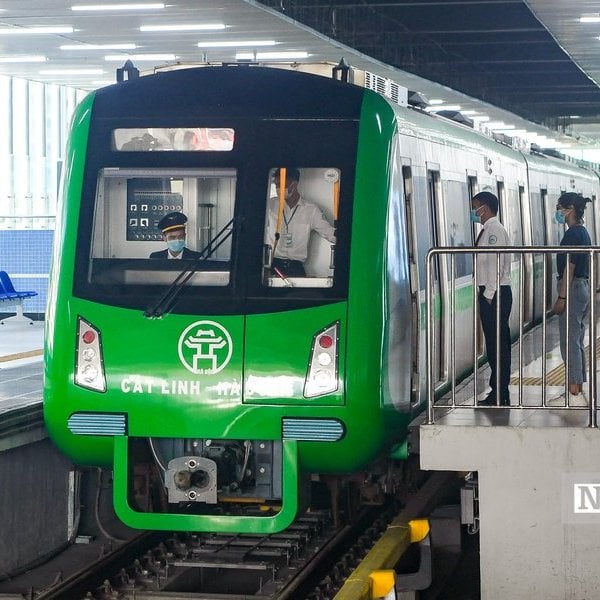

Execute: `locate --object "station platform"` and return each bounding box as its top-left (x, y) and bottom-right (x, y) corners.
top-left (0, 320), bottom-right (44, 415)
top-left (418, 315), bottom-right (600, 599)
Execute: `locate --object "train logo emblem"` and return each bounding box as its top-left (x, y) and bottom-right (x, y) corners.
top-left (178, 321), bottom-right (233, 375)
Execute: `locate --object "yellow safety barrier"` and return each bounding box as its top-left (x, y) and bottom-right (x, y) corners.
top-left (333, 518), bottom-right (430, 600)
top-left (369, 569), bottom-right (396, 599)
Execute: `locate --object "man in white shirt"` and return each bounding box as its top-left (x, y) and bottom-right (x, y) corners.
top-left (266, 168), bottom-right (336, 277)
top-left (471, 191), bottom-right (512, 406)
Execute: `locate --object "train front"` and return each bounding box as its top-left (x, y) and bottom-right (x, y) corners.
top-left (44, 66), bottom-right (404, 533)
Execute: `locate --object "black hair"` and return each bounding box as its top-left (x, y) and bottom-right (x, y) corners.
top-left (557, 192), bottom-right (592, 221)
top-left (472, 191), bottom-right (499, 214)
top-left (273, 167), bottom-right (300, 183)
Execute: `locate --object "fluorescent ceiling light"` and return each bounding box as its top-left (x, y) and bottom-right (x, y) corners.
top-left (72, 3), bottom-right (164, 10)
top-left (61, 43), bottom-right (137, 50)
top-left (460, 110), bottom-right (478, 115)
top-left (105, 53), bottom-right (176, 61)
top-left (236, 51), bottom-right (309, 60)
top-left (424, 104), bottom-right (461, 112)
top-left (580, 15), bottom-right (600, 23)
top-left (0, 55), bottom-right (47, 63)
top-left (197, 40), bottom-right (277, 48)
top-left (140, 23), bottom-right (226, 32)
top-left (471, 115), bottom-right (490, 122)
top-left (488, 123), bottom-right (515, 131)
top-left (428, 99), bottom-right (445, 105)
top-left (40, 68), bottom-right (105, 75)
top-left (0, 26), bottom-right (74, 35)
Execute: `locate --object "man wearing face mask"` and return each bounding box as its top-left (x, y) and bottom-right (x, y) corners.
top-left (266, 167), bottom-right (336, 277)
top-left (471, 191), bottom-right (512, 406)
top-left (149, 211), bottom-right (201, 260)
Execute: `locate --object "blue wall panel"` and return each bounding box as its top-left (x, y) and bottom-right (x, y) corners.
top-left (0, 230), bottom-right (53, 313)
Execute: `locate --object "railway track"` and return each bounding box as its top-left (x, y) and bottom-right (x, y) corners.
top-left (34, 472), bottom-right (456, 599)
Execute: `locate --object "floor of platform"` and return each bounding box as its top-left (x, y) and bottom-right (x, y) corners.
top-left (0, 320), bottom-right (44, 412)
top-left (427, 313), bottom-right (600, 428)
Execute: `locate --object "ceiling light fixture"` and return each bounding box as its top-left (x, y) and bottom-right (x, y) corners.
top-left (0, 55), bottom-right (47, 63)
top-left (72, 3), bottom-right (164, 10)
top-left (424, 104), bottom-right (462, 112)
top-left (104, 53), bottom-right (176, 61)
top-left (428, 99), bottom-right (445, 105)
top-left (61, 43), bottom-right (137, 50)
top-left (197, 40), bottom-right (277, 48)
top-left (40, 68), bottom-right (105, 74)
top-left (580, 14), bottom-right (600, 23)
top-left (236, 51), bottom-right (309, 60)
top-left (488, 123), bottom-right (515, 131)
top-left (0, 26), bottom-right (74, 35)
top-left (140, 23), bottom-right (226, 32)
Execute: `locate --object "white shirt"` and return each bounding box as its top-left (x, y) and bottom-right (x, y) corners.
top-left (266, 196), bottom-right (336, 262)
top-left (476, 215), bottom-right (511, 299)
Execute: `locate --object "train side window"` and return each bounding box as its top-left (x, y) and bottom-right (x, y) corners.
top-left (89, 167), bottom-right (236, 287)
top-left (262, 167), bottom-right (338, 288)
top-left (444, 179), bottom-right (472, 277)
top-left (530, 190), bottom-right (545, 245)
top-left (504, 186), bottom-right (524, 245)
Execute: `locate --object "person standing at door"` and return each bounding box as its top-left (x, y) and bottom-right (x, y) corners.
top-left (552, 192), bottom-right (592, 402)
top-left (471, 191), bottom-right (513, 406)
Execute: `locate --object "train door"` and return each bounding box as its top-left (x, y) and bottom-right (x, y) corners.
top-left (499, 180), bottom-right (529, 328)
top-left (468, 174), bottom-right (485, 357)
top-left (528, 187), bottom-right (544, 322)
top-left (427, 166), bottom-right (447, 387)
top-left (545, 187), bottom-right (562, 307)
top-left (517, 184), bottom-right (534, 326)
top-left (401, 162), bottom-right (421, 406)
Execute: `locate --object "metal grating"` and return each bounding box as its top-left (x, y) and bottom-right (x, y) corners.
top-left (67, 412), bottom-right (127, 436)
top-left (282, 418), bottom-right (344, 441)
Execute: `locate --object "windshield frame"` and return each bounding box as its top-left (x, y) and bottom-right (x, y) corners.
top-left (72, 117), bottom-right (358, 315)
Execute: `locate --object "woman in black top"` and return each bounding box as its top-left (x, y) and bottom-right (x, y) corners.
top-left (553, 192), bottom-right (592, 400)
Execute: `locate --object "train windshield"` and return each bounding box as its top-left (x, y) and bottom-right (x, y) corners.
top-left (113, 127), bottom-right (235, 152)
top-left (88, 168), bottom-right (235, 287)
top-left (263, 167), bottom-right (339, 288)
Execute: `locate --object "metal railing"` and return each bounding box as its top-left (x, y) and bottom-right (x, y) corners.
top-left (426, 246), bottom-right (599, 427)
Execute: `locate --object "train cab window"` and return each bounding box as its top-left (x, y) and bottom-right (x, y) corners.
top-left (262, 167), bottom-right (338, 288)
top-left (113, 127), bottom-right (235, 151)
top-left (88, 168), bottom-right (236, 287)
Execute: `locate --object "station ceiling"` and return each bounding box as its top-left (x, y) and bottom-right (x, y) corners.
top-left (0, 0), bottom-right (598, 146)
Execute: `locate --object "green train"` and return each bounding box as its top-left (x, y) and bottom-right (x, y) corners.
top-left (43, 64), bottom-right (600, 534)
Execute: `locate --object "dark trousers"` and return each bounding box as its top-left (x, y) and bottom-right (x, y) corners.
top-left (479, 285), bottom-right (512, 401)
top-left (272, 258), bottom-right (306, 277)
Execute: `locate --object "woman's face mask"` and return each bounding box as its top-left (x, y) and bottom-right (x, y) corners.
top-left (555, 205), bottom-right (571, 225)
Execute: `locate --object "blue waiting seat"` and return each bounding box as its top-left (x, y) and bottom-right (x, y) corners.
top-left (0, 271), bottom-right (38, 325)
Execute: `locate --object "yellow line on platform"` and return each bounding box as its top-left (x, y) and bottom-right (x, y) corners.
top-left (0, 349), bottom-right (43, 363)
top-left (510, 338), bottom-right (600, 386)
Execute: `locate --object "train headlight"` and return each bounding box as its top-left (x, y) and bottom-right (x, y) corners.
top-left (304, 322), bottom-right (339, 398)
top-left (82, 348), bottom-right (96, 361)
top-left (75, 317), bottom-right (106, 392)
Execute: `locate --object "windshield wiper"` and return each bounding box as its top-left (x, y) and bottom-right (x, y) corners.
top-left (144, 218), bottom-right (235, 318)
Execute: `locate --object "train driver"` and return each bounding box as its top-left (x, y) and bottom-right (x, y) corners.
top-left (266, 167), bottom-right (336, 277)
top-left (149, 211), bottom-right (201, 260)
